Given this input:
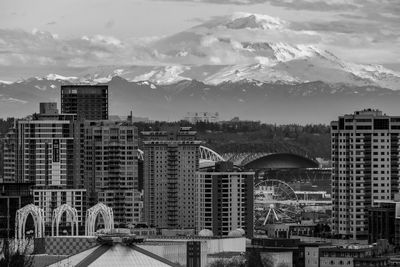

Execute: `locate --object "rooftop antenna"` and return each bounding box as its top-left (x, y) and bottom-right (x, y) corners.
top-left (128, 110), bottom-right (133, 123)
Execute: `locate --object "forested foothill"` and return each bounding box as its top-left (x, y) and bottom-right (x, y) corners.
top-left (134, 120), bottom-right (330, 160)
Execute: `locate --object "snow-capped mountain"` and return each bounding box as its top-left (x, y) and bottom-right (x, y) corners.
top-left (0, 80), bottom-right (13, 85)
top-left (1, 13), bottom-right (400, 123)
top-left (19, 12), bottom-right (398, 89)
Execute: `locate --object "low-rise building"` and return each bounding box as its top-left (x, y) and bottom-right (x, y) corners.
top-left (319, 245), bottom-right (389, 267)
top-left (0, 182), bottom-right (34, 237)
top-left (368, 201), bottom-right (397, 245)
top-left (184, 112), bottom-right (219, 123)
top-left (33, 188), bottom-right (86, 229)
top-left (263, 223), bottom-right (316, 239)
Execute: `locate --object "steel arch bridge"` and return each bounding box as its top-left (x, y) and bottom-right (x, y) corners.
top-left (199, 146), bottom-right (225, 162)
top-left (138, 146), bottom-right (224, 162)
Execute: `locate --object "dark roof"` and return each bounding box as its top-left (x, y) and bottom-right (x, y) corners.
top-left (244, 153), bottom-right (319, 169)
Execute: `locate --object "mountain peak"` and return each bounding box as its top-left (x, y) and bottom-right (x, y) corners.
top-left (226, 12), bottom-right (287, 30)
top-left (45, 73), bottom-right (78, 81)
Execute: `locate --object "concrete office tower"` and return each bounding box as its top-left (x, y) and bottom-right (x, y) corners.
top-left (331, 109), bottom-right (400, 240)
top-left (61, 85), bottom-right (108, 120)
top-left (3, 103), bottom-right (75, 188)
top-left (78, 120), bottom-right (141, 226)
top-left (196, 161), bottom-right (254, 237)
top-left (142, 127), bottom-right (202, 229)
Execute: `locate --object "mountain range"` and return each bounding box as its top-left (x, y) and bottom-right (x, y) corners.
top-left (1, 13), bottom-right (399, 123)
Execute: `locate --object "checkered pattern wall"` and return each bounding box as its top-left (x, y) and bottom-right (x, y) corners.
top-left (35, 237), bottom-right (98, 255)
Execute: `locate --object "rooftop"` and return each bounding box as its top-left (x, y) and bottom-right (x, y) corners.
top-left (48, 243), bottom-right (180, 267)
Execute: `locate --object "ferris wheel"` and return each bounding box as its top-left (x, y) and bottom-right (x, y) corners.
top-left (254, 179), bottom-right (301, 225)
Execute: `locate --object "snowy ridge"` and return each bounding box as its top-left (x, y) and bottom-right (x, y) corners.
top-left (46, 74), bottom-right (78, 81)
top-left (226, 12), bottom-right (287, 30)
top-left (3, 13), bottom-right (400, 90)
top-left (131, 66), bottom-right (191, 84)
top-left (269, 43), bottom-right (319, 62)
top-left (0, 80), bottom-right (13, 85)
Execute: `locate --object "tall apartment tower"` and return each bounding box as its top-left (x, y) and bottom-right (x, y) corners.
top-left (142, 127), bottom-right (202, 229)
top-left (3, 104), bottom-right (75, 187)
top-left (331, 109), bottom-right (400, 240)
top-left (2, 104), bottom-right (86, 225)
top-left (61, 85), bottom-right (108, 120)
top-left (196, 161), bottom-right (254, 237)
top-left (78, 120), bottom-right (141, 226)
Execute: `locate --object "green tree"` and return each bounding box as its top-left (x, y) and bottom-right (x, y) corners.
top-left (208, 256), bottom-right (246, 267)
top-left (0, 238), bottom-right (33, 267)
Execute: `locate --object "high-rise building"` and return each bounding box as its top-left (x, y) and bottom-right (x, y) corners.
top-left (2, 104), bottom-right (86, 228)
top-left (76, 120), bottom-right (141, 226)
top-left (142, 127), bottom-right (202, 229)
top-left (331, 109), bottom-right (400, 239)
top-left (0, 143), bottom-right (3, 182)
top-left (196, 161), bottom-right (254, 237)
top-left (61, 85), bottom-right (108, 120)
top-left (3, 104), bottom-right (76, 188)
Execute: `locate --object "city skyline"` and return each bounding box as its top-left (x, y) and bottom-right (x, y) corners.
top-left (1, 1), bottom-right (400, 266)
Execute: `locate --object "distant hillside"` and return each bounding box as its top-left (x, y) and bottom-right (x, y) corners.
top-left (1, 77), bottom-right (400, 124)
top-left (134, 121), bottom-right (331, 160)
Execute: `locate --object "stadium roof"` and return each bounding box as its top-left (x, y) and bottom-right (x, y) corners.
top-left (48, 243), bottom-right (179, 267)
top-left (225, 152), bottom-right (318, 169)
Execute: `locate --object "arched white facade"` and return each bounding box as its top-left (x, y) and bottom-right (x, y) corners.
top-left (15, 204), bottom-right (45, 241)
top-left (199, 146), bottom-right (225, 162)
top-left (85, 203), bottom-right (114, 236)
top-left (51, 204), bottom-right (79, 236)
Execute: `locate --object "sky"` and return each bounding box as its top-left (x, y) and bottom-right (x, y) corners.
top-left (0, 0), bottom-right (399, 81)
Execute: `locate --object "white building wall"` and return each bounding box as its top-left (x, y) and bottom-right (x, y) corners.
top-left (33, 189), bottom-right (86, 225)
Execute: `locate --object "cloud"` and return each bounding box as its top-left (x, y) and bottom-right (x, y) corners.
top-left (144, 13), bottom-right (324, 65)
top-left (0, 28), bottom-right (151, 68)
top-left (281, 1), bottom-right (400, 64)
top-left (0, 6), bottom-right (399, 77)
top-left (105, 19), bottom-right (115, 29)
top-left (81, 34), bottom-right (123, 47)
top-left (158, 0), bottom-right (359, 11)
